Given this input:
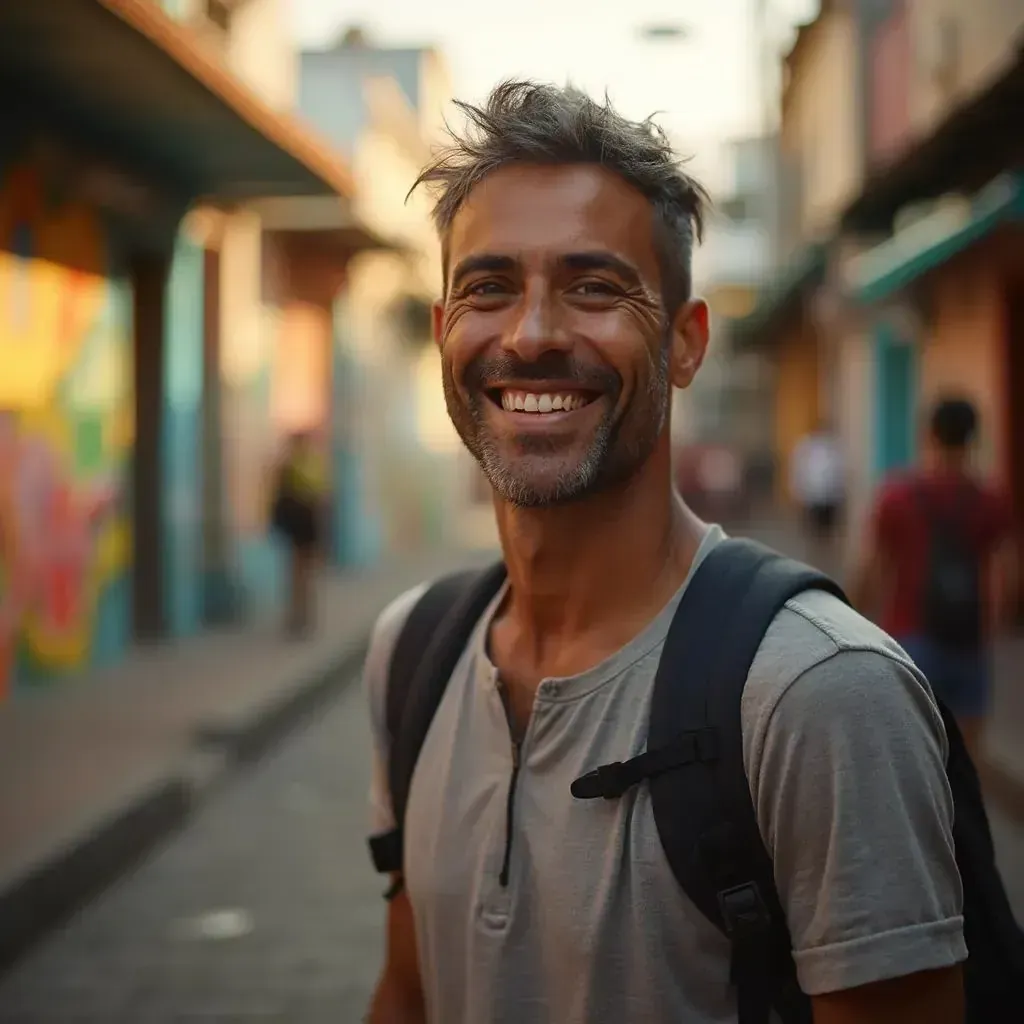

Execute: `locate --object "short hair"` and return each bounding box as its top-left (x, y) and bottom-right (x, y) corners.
top-left (930, 396), bottom-right (978, 450)
top-left (410, 80), bottom-right (709, 315)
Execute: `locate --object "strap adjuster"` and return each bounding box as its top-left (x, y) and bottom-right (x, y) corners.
top-left (718, 882), bottom-right (771, 938)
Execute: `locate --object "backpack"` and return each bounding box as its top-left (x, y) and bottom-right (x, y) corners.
top-left (368, 538), bottom-right (1024, 1023)
top-left (917, 480), bottom-right (984, 650)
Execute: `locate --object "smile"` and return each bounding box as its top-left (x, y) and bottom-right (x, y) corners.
top-left (490, 389), bottom-right (599, 415)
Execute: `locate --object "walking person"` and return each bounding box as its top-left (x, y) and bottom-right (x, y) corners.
top-left (851, 396), bottom-right (1017, 762)
top-left (270, 431), bottom-right (326, 637)
top-left (357, 81), bottom-right (1023, 1024)
top-left (790, 419), bottom-right (845, 570)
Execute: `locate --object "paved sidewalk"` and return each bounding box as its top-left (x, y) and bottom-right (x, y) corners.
top-left (733, 516), bottom-right (1024, 818)
top-left (0, 546), bottom-right (494, 972)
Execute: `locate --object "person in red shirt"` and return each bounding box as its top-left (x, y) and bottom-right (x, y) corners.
top-left (852, 396), bottom-right (1017, 760)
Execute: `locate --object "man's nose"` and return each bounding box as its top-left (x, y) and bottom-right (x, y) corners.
top-left (502, 285), bottom-right (571, 362)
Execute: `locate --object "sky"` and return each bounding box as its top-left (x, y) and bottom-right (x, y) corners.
top-left (291, 0), bottom-right (820, 191)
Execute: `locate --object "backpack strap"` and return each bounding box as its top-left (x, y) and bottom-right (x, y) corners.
top-left (572, 537), bottom-right (847, 1024)
top-left (368, 562), bottom-right (507, 876)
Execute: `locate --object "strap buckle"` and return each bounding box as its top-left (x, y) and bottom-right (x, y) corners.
top-left (718, 882), bottom-right (771, 938)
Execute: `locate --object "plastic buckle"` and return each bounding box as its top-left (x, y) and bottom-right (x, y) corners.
top-left (717, 882), bottom-right (771, 937)
top-left (570, 761), bottom-right (630, 800)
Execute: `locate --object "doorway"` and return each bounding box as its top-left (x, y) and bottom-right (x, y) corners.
top-left (874, 322), bottom-right (917, 478)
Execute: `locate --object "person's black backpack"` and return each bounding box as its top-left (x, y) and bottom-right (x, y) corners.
top-left (917, 480), bottom-right (985, 650)
top-left (368, 538), bottom-right (1024, 1023)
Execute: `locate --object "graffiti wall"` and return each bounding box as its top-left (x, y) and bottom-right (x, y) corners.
top-left (0, 159), bottom-right (132, 698)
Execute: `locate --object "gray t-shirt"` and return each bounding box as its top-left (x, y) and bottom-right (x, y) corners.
top-left (364, 527), bottom-right (965, 1023)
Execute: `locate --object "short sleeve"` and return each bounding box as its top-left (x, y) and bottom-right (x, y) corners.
top-left (750, 647), bottom-right (966, 995)
top-left (363, 584), bottom-right (429, 837)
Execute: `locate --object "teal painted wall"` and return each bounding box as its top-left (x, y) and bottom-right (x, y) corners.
top-left (162, 236), bottom-right (204, 638)
top-left (873, 323), bottom-right (918, 478)
top-left (331, 326), bottom-right (381, 568)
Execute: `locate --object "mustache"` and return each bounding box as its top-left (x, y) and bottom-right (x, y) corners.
top-left (464, 352), bottom-right (621, 394)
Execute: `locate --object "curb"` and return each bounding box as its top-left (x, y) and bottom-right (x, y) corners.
top-left (0, 777), bottom-right (192, 976)
top-left (194, 640), bottom-right (369, 769)
top-left (0, 641), bottom-right (367, 978)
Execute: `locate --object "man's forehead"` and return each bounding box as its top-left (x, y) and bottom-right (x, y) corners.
top-left (448, 164), bottom-right (656, 263)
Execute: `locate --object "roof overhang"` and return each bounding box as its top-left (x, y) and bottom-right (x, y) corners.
top-left (0, 0), bottom-right (356, 202)
top-left (252, 197), bottom-right (403, 260)
top-left (843, 174), bottom-right (1024, 305)
top-left (842, 42), bottom-right (1024, 234)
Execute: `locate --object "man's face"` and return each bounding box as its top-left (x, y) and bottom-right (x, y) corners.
top-left (435, 163), bottom-right (707, 508)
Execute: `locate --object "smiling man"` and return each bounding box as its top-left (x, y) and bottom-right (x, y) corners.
top-left (363, 82), bottom-right (965, 1024)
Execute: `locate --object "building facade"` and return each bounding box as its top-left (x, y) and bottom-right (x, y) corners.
top-left (0, 0), bottom-right (365, 697)
top-left (300, 29), bottom-right (497, 561)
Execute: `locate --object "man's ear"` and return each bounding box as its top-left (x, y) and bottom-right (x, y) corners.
top-left (432, 301), bottom-right (445, 350)
top-left (669, 299), bottom-right (710, 389)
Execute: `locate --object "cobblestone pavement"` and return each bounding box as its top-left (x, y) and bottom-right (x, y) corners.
top-left (0, 677), bottom-right (383, 1023)
top-left (1, 631), bottom-right (1021, 1023)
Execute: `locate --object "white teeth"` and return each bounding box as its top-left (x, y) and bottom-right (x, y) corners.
top-left (499, 391), bottom-right (590, 414)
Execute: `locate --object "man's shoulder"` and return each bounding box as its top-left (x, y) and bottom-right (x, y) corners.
top-left (741, 587), bottom-right (929, 742)
top-left (363, 583), bottom-right (431, 704)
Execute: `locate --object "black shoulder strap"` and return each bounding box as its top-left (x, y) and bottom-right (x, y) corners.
top-left (368, 562), bottom-right (507, 876)
top-left (572, 536), bottom-right (847, 1024)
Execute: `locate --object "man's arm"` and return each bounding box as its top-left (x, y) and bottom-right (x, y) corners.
top-left (810, 965), bottom-right (963, 1023)
top-left (747, 639), bottom-right (966, 1021)
top-left (367, 882), bottom-right (426, 1023)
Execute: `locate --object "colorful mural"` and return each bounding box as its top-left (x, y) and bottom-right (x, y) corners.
top-left (0, 160), bottom-right (132, 698)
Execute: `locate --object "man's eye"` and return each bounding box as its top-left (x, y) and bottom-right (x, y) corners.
top-left (572, 280), bottom-right (617, 296)
top-left (467, 281), bottom-right (509, 296)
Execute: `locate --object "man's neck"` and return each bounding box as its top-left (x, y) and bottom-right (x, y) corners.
top-left (492, 457), bottom-right (706, 661)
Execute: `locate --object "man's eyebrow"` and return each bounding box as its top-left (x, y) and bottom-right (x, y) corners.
top-left (560, 251), bottom-right (643, 286)
top-left (450, 254), bottom-right (517, 290)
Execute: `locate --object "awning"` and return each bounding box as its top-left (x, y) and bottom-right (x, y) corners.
top-left (842, 41), bottom-right (1024, 234)
top-left (252, 197), bottom-right (401, 259)
top-left (0, 0), bottom-right (356, 202)
top-left (730, 243), bottom-right (828, 349)
top-left (844, 174), bottom-right (1024, 305)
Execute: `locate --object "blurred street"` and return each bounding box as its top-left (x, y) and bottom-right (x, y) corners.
top-left (0, 675), bottom-right (382, 1024)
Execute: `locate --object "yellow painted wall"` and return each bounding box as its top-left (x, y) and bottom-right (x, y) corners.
top-left (774, 319), bottom-right (822, 505)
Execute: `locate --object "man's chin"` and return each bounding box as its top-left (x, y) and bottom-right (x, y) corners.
top-left (485, 461), bottom-right (598, 509)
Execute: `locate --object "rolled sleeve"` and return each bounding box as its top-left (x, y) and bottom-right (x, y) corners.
top-left (750, 647), bottom-right (967, 995)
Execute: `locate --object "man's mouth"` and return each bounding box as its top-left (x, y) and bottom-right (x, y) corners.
top-left (487, 388), bottom-right (599, 415)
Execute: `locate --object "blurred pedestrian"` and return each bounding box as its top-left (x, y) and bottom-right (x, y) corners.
top-left (362, 81), bottom-right (967, 1023)
top-left (790, 418), bottom-right (845, 569)
top-left (851, 395), bottom-right (1017, 761)
top-left (270, 431), bottom-right (327, 637)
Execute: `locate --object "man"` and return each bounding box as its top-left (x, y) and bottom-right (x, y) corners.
top-left (365, 81), bottom-right (965, 1023)
top-left (852, 395), bottom-right (1016, 762)
top-left (790, 419), bottom-right (845, 569)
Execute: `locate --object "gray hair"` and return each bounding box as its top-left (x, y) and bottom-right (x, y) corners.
top-left (410, 80), bottom-right (709, 314)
